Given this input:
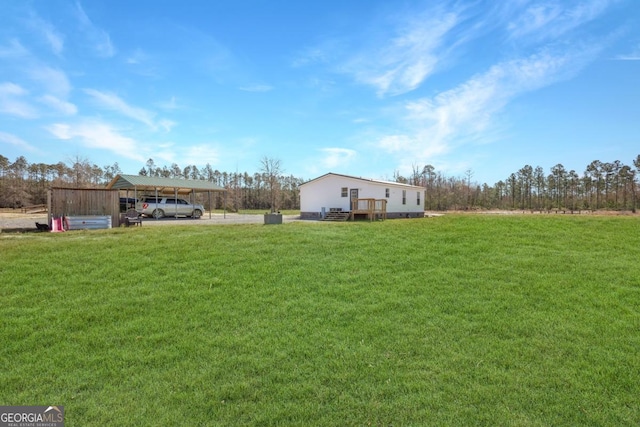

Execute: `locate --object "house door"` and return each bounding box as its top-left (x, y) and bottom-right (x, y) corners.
top-left (350, 189), bottom-right (359, 210)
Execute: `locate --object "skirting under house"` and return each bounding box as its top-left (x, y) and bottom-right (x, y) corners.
top-left (299, 172), bottom-right (425, 220)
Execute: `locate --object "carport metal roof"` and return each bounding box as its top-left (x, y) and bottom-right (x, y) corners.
top-left (106, 174), bottom-right (226, 194)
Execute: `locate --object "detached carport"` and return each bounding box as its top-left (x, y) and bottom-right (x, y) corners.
top-left (106, 174), bottom-right (226, 221)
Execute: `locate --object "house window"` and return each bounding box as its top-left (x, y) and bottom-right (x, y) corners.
top-left (402, 190), bottom-right (406, 205)
top-left (385, 188), bottom-right (390, 198)
top-left (341, 187), bottom-right (348, 197)
top-left (417, 191), bottom-right (421, 205)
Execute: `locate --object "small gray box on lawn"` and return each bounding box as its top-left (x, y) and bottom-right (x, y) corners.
top-left (264, 213), bottom-right (283, 224)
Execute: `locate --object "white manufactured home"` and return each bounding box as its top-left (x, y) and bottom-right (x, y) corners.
top-left (299, 173), bottom-right (425, 220)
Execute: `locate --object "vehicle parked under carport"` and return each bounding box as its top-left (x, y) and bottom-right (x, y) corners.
top-left (136, 197), bottom-right (205, 219)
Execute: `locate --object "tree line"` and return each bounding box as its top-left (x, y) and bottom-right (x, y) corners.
top-left (1, 153), bottom-right (639, 212)
top-left (0, 154), bottom-right (303, 211)
top-left (399, 156), bottom-right (640, 212)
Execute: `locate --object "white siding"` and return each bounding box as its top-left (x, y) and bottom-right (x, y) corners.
top-left (300, 173), bottom-right (425, 218)
top-left (300, 174), bottom-right (353, 212)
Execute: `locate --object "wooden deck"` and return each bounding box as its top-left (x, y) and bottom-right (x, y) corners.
top-left (350, 198), bottom-right (387, 221)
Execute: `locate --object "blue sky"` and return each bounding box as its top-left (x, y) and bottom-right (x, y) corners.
top-left (1, 0), bottom-right (638, 184)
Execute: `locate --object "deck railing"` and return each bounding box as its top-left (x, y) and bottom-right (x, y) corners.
top-left (350, 198), bottom-right (387, 221)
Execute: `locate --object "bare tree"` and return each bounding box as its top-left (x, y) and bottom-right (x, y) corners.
top-left (0, 155), bottom-right (9, 206)
top-left (6, 156), bottom-right (30, 207)
top-left (465, 169), bottom-right (474, 209)
top-left (260, 156), bottom-right (283, 212)
top-left (145, 158), bottom-right (156, 176)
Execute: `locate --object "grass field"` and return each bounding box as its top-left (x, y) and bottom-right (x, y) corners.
top-left (1, 215), bottom-right (639, 426)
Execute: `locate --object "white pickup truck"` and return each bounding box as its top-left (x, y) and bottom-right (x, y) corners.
top-left (136, 196), bottom-right (205, 219)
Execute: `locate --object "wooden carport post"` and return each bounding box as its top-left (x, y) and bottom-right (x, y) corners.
top-left (191, 189), bottom-right (196, 218)
top-left (154, 187), bottom-right (159, 219)
top-left (174, 187), bottom-right (179, 219)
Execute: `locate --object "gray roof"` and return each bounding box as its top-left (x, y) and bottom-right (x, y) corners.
top-left (300, 172), bottom-right (424, 189)
top-left (106, 174), bottom-right (226, 194)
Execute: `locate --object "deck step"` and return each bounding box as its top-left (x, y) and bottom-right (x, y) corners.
top-left (322, 211), bottom-right (350, 221)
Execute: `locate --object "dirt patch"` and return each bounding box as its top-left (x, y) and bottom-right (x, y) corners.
top-left (0, 210), bottom-right (49, 232)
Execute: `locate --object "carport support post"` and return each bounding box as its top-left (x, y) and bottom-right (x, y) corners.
top-left (174, 188), bottom-right (178, 219)
top-left (208, 191), bottom-right (211, 219)
top-left (155, 188), bottom-right (159, 219)
top-left (47, 189), bottom-right (52, 226)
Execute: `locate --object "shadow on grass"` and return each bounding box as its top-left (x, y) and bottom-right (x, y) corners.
top-left (1, 227), bottom-right (42, 234)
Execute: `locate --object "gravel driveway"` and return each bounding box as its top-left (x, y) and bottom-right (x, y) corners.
top-left (0, 212), bottom-right (303, 231)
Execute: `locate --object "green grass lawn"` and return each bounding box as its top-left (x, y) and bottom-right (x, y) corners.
top-left (1, 215), bottom-right (639, 426)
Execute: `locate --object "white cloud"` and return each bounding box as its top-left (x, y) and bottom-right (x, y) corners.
top-left (28, 65), bottom-right (72, 97)
top-left (47, 123), bottom-right (71, 139)
top-left (74, 1), bottom-right (116, 58)
top-left (613, 43), bottom-right (640, 60)
top-left (614, 54), bottom-right (640, 60)
top-left (43, 26), bottom-right (64, 55)
top-left (0, 39), bottom-right (30, 58)
top-left (0, 131), bottom-right (38, 152)
top-left (83, 89), bottom-right (176, 132)
top-left (508, 0), bottom-right (612, 41)
top-left (319, 147), bottom-right (357, 169)
top-left (0, 82), bottom-right (27, 96)
top-left (296, 5), bottom-right (463, 97)
top-left (343, 8), bottom-right (459, 97)
top-left (126, 48), bottom-right (147, 65)
top-left (39, 95), bottom-right (77, 116)
top-left (0, 82), bottom-right (38, 118)
top-left (148, 143), bottom-right (178, 165)
top-left (27, 11), bottom-right (64, 55)
top-left (157, 119), bottom-right (176, 132)
top-left (83, 89), bottom-right (158, 129)
top-left (0, 38), bottom-right (73, 114)
top-left (378, 44), bottom-right (602, 169)
top-left (0, 60), bottom-right (74, 117)
top-left (46, 120), bottom-right (146, 162)
top-left (156, 96), bottom-right (181, 111)
top-left (507, 3), bottom-right (563, 39)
